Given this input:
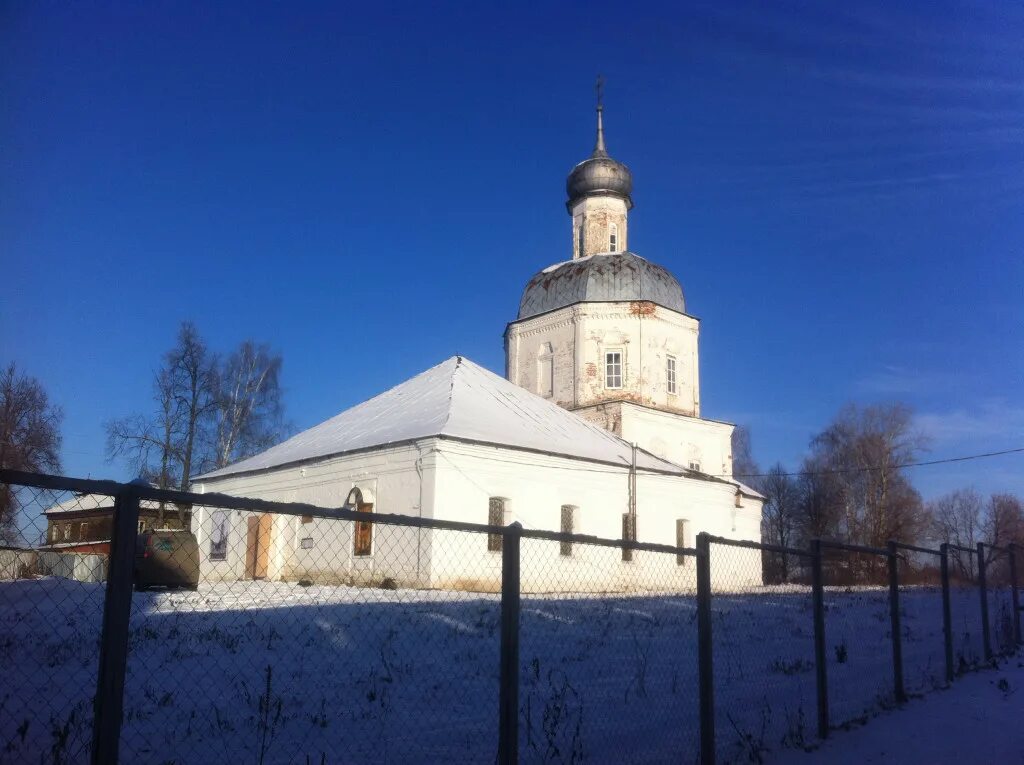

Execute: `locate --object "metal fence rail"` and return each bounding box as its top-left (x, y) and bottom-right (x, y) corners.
top-left (0, 468), bottom-right (1021, 765)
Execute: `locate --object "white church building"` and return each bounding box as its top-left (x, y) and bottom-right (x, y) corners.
top-left (192, 100), bottom-right (763, 592)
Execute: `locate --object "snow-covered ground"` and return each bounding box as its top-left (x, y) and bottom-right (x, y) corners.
top-left (0, 577), bottom-right (1014, 764)
top-left (772, 656), bottom-right (1024, 764)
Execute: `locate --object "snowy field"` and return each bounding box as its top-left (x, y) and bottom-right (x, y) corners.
top-left (0, 577), bottom-right (1015, 764)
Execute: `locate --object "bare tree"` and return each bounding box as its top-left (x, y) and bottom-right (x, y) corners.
top-left (809, 403), bottom-right (929, 549)
top-left (0, 363), bottom-right (63, 541)
top-left (760, 463), bottom-right (801, 582)
top-left (214, 341), bottom-right (285, 469)
top-left (731, 425), bottom-right (759, 484)
top-left (168, 323), bottom-right (218, 490)
top-left (928, 488), bottom-right (983, 578)
top-left (106, 321), bottom-right (218, 491)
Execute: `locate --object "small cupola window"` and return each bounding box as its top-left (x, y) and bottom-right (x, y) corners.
top-left (609, 223), bottom-right (618, 253)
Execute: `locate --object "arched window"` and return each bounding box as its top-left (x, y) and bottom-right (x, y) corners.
top-left (609, 223), bottom-right (618, 253)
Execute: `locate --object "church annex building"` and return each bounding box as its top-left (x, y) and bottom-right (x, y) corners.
top-left (191, 101), bottom-right (764, 592)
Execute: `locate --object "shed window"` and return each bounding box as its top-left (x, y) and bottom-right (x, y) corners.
top-left (209, 511), bottom-right (228, 561)
top-left (676, 519), bottom-right (690, 566)
top-left (609, 223), bottom-right (618, 253)
top-left (666, 355), bottom-right (677, 395)
top-left (488, 497), bottom-right (506, 552)
top-left (353, 503), bottom-right (374, 557)
top-left (62, 524), bottom-right (70, 541)
top-left (605, 351), bottom-right (623, 389)
top-left (79, 522), bottom-right (89, 541)
top-left (560, 505), bottom-right (576, 557)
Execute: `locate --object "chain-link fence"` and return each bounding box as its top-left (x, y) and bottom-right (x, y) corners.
top-left (893, 544), bottom-right (946, 696)
top-left (517, 537), bottom-right (699, 764)
top-left (0, 482), bottom-right (114, 765)
top-left (708, 539), bottom-right (816, 761)
top-left (1, 469), bottom-right (1021, 765)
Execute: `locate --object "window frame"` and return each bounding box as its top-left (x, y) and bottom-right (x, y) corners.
top-left (353, 503), bottom-right (374, 557)
top-left (604, 349), bottom-right (623, 390)
top-left (609, 222), bottom-right (618, 253)
top-left (208, 511), bottom-right (228, 561)
top-left (79, 522), bottom-right (89, 541)
top-left (666, 354), bottom-right (677, 395)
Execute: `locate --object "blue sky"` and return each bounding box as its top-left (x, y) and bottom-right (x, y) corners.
top-left (2, 1), bottom-right (1022, 500)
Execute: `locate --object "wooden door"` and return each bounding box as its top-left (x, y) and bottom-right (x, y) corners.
top-left (245, 514), bottom-right (273, 579)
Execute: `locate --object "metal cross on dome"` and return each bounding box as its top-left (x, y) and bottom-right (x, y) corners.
top-left (595, 74), bottom-right (605, 109)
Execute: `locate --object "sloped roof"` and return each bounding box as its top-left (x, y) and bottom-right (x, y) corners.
top-left (197, 356), bottom-right (691, 481)
top-left (517, 252), bottom-right (686, 321)
top-left (45, 494), bottom-right (185, 514)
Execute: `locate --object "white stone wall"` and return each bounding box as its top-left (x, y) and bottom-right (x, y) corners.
top-left (430, 440), bottom-right (761, 592)
top-left (189, 438), bottom-right (762, 592)
top-left (617, 403), bottom-right (735, 478)
top-left (191, 444), bottom-right (436, 587)
top-left (571, 196), bottom-right (628, 259)
top-left (506, 302), bottom-right (701, 416)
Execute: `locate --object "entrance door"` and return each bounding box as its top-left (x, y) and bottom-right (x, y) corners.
top-left (245, 514), bottom-right (273, 579)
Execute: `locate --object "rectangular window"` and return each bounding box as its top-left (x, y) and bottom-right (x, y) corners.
top-left (353, 503), bottom-right (374, 556)
top-left (488, 497), bottom-right (506, 552)
top-left (666, 355), bottom-right (677, 395)
top-left (609, 224), bottom-right (618, 253)
top-left (80, 522), bottom-right (89, 541)
top-left (621, 513), bottom-right (635, 562)
top-left (688, 461), bottom-right (701, 472)
top-left (62, 524), bottom-right (70, 541)
top-left (138, 520), bottom-right (147, 534)
top-left (560, 505), bottom-right (575, 557)
top-left (301, 514), bottom-right (313, 525)
top-left (676, 519), bottom-right (690, 566)
top-left (605, 351), bottom-right (623, 389)
top-left (209, 510), bottom-right (228, 561)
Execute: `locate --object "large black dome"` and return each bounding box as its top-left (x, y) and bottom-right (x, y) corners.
top-left (517, 252), bottom-right (686, 320)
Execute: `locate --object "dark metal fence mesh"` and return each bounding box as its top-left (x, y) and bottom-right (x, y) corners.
top-left (709, 542), bottom-right (816, 762)
top-left (895, 550), bottom-right (947, 695)
top-left (1, 471), bottom-right (1021, 765)
top-left (947, 547), bottom-right (985, 672)
top-left (0, 483), bottom-right (113, 764)
top-left (517, 538), bottom-right (699, 764)
top-left (120, 505), bottom-right (501, 764)
top-left (819, 548), bottom-right (895, 727)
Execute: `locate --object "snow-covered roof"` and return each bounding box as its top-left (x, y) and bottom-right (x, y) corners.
top-left (44, 494), bottom-right (189, 514)
top-left (197, 356), bottom-right (695, 481)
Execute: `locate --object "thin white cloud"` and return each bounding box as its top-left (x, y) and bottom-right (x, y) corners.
top-left (915, 401), bottom-right (1024, 446)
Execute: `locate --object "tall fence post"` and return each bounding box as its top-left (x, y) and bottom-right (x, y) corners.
top-left (696, 532), bottom-right (715, 765)
top-left (91, 486), bottom-right (141, 765)
top-left (977, 542), bottom-right (992, 662)
top-left (886, 542), bottom-right (906, 703)
top-left (1010, 543), bottom-right (1021, 646)
top-left (940, 543), bottom-right (954, 683)
top-left (498, 522), bottom-right (522, 765)
top-left (810, 539), bottom-right (829, 738)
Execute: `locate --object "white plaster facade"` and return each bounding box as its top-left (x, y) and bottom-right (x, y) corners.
top-left (192, 437), bottom-right (761, 593)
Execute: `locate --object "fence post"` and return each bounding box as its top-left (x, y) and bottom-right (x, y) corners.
top-left (977, 542), bottom-right (992, 662)
top-left (498, 522), bottom-right (522, 765)
top-left (1010, 543), bottom-right (1021, 646)
top-left (696, 532), bottom-right (715, 765)
top-left (91, 486), bottom-right (141, 765)
top-left (940, 543), bottom-right (954, 683)
top-left (810, 539), bottom-right (829, 738)
top-left (886, 542), bottom-right (905, 703)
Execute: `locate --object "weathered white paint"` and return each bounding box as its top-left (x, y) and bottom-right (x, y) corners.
top-left (192, 437), bottom-right (760, 592)
top-left (571, 196), bottom-right (629, 259)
